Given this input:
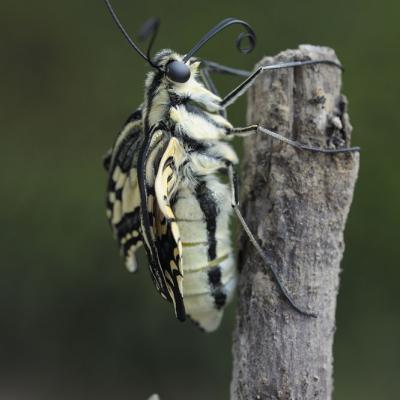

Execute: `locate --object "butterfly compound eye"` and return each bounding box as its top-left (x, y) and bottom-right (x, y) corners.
top-left (166, 61), bottom-right (191, 83)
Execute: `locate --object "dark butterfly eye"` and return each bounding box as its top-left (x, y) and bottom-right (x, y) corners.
top-left (166, 61), bottom-right (191, 83)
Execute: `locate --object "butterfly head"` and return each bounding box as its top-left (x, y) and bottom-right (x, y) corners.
top-left (149, 50), bottom-right (201, 85)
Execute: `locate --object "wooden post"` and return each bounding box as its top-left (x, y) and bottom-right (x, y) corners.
top-left (230, 45), bottom-right (360, 400)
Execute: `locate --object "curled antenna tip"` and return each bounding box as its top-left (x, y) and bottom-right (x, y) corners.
top-left (183, 18), bottom-right (256, 63)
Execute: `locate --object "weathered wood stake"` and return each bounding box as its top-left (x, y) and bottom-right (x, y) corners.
top-left (230, 45), bottom-right (359, 400)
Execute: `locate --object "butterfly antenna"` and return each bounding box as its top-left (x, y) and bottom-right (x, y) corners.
top-left (104, 0), bottom-right (160, 69)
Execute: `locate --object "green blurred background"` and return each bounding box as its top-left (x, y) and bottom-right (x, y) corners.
top-left (1, 0), bottom-right (399, 399)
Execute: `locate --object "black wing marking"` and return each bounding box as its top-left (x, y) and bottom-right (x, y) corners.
top-left (105, 108), bottom-right (144, 272)
top-left (154, 138), bottom-right (186, 319)
top-left (138, 128), bottom-right (186, 321)
top-left (102, 148), bottom-right (112, 172)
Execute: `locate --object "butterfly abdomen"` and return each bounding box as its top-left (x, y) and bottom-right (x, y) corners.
top-left (173, 176), bottom-right (237, 332)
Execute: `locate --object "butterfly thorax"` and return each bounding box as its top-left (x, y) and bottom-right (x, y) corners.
top-left (143, 50), bottom-right (234, 144)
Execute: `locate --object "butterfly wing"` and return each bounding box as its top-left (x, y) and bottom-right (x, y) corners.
top-left (154, 137), bottom-right (186, 320)
top-left (106, 108), bottom-right (144, 272)
top-left (138, 129), bottom-right (186, 320)
top-left (106, 116), bottom-right (186, 321)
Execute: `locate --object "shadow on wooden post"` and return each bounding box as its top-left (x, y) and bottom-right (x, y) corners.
top-left (230, 45), bottom-right (360, 400)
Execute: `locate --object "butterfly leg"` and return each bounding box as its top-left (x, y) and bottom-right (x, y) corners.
top-left (198, 65), bottom-right (227, 118)
top-left (220, 59), bottom-right (342, 108)
top-left (226, 163), bottom-right (317, 318)
top-left (229, 125), bottom-right (360, 154)
top-left (202, 60), bottom-right (251, 77)
top-left (199, 60), bottom-right (251, 118)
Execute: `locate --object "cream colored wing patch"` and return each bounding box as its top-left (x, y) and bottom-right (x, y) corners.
top-left (153, 137), bottom-right (186, 318)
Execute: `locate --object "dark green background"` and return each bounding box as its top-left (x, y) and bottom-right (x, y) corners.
top-left (1, 0), bottom-right (398, 399)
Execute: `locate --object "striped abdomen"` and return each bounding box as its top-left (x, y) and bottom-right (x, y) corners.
top-left (173, 176), bottom-right (237, 332)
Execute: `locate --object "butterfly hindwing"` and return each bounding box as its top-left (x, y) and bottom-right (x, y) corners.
top-left (106, 108), bottom-right (144, 272)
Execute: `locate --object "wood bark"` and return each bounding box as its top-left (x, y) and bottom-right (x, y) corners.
top-left (230, 45), bottom-right (360, 400)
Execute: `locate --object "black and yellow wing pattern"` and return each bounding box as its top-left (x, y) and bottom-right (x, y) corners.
top-left (153, 136), bottom-right (186, 320)
top-left (105, 111), bottom-right (186, 320)
top-left (105, 109), bottom-right (144, 272)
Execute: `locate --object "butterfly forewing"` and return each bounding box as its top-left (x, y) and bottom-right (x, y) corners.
top-left (154, 137), bottom-right (186, 319)
top-left (107, 119), bottom-right (186, 320)
top-left (138, 129), bottom-right (186, 320)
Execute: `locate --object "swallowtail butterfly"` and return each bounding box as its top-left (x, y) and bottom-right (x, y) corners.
top-left (103, 0), bottom-right (359, 331)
